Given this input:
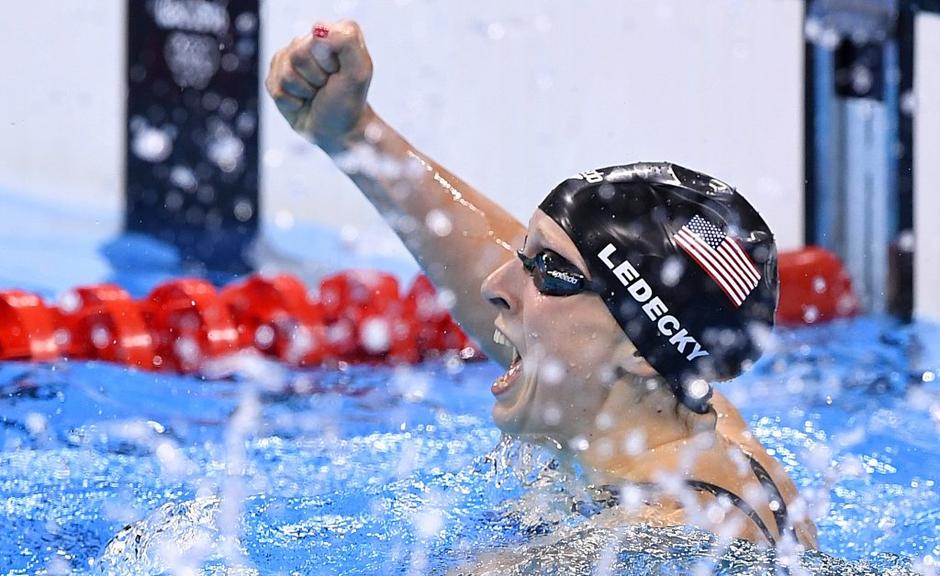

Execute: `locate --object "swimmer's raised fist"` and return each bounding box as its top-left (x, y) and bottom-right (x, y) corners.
top-left (265, 20), bottom-right (374, 155)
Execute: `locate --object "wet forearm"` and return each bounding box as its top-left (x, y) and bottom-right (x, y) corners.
top-left (328, 108), bottom-right (523, 365)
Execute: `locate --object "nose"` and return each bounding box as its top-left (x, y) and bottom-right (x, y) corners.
top-left (481, 257), bottom-right (520, 312)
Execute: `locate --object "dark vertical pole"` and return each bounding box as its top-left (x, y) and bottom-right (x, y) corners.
top-left (803, 1), bottom-right (818, 247)
top-left (803, 0), bottom-right (920, 320)
top-left (888, 3), bottom-right (915, 321)
top-left (125, 0), bottom-right (261, 274)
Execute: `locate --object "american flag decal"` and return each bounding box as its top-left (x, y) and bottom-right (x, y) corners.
top-left (674, 215), bottom-right (761, 307)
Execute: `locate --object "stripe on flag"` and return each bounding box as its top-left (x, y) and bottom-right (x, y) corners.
top-left (673, 215), bottom-right (761, 308)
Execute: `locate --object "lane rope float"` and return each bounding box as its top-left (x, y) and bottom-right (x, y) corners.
top-left (0, 246), bottom-right (857, 371)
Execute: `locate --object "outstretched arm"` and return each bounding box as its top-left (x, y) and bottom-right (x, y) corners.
top-left (265, 20), bottom-right (522, 366)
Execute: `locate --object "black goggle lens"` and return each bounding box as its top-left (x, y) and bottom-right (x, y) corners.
top-left (516, 250), bottom-right (592, 296)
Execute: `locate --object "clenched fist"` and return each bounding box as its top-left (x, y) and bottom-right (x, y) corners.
top-left (265, 20), bottom-right (375, 155)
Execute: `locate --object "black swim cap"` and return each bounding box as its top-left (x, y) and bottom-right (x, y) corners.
top-left (539, 163), bottom-right (778, 413)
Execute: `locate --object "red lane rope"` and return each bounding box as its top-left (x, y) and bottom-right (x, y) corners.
top-left (0, 247), bottom-right (857, 369)
top-left (775, 247), bottom-right (859, 326)
top-left (0, 271), bottom-right (479, 372)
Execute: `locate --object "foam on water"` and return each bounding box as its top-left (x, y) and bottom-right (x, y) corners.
top-left (1, 312), bottom-right (939, 573)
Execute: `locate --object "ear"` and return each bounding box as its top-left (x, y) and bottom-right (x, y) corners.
top-left (612, 340), bottom-right (659, 378)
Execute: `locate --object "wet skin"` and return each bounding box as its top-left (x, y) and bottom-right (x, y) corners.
top-left (266, 18), bottom-right (818, 549)
top-left (483, 211), bottom-right (818, 547)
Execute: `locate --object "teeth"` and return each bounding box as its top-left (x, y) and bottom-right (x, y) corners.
top-left (494, 329), bottom-right (520, 363)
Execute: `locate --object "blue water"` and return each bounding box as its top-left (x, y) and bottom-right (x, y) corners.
top-left (1, 190), bottom-right (939, 574)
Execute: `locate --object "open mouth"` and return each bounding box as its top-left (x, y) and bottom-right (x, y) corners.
top-left (491, 328), bottom-right (522, 397)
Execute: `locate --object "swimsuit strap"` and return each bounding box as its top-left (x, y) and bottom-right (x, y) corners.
top-left (684, 479), bottom-right (778, 546)
top-left (595, 480), bottom-right (777, 546)
top-left (597, 456), bottom-right (802, 549)
top-left (744, 453), bottom-right (800, 544)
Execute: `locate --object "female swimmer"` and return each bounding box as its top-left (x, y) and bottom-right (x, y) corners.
top-left (265, 20), bottom-right (818, 549)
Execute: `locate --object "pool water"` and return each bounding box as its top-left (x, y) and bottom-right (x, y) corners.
top-left (1, 191), bottom-right (939, 575)
top-left (1, 315), bottom-right (939, 575)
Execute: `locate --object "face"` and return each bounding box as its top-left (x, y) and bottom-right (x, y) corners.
top-left (480, 210), bottom-right (633, 444)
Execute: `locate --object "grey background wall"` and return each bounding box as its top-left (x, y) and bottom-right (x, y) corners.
top-left (261, 0), bottom-right (805, 251)
top-left (11, 1), bottom-right (939, 318)
top-left (0, 3), bottom-right (125, 213)
top-left (9, 0), bottom-right (940, 318)
top-left (0, 1), bottom-right (805, 245)
top-left (25, 0), bottom-right (940, 318)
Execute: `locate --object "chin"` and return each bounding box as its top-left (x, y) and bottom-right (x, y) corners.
top-left (491, 403), bottom-right (525, 435)
top-left (491, 405), bottom-right (565, 444)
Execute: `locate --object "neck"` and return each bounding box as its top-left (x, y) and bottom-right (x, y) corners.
top-left (573, 375), bottom-right (718, 484)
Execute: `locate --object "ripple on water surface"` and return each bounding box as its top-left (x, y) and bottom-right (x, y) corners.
top-left (1, 317), bottom-right (939, 574)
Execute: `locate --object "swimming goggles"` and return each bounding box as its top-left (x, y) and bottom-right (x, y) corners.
top-left (516, 249), bottom-right (602, 296)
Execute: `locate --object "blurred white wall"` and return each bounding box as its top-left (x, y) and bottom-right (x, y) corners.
top-left (0, 1), bottom-right (805, 250)
top-left (914, 12), bottom-right (940, 320)
top-left (262, 0), bottom-right (806, 250)
top-left (0, 2), bottom-right (125, 216)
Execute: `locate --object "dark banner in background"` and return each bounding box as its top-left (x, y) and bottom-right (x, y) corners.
top-left (125, 0), bottom-right (260, 273)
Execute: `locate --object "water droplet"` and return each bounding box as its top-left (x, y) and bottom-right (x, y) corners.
top-left (785, 377), bottom-right (805, 394)
top-left (233, 199), bottom-right (254, 222)
top-left (805, 443), bottom-right (832, 471)
top-left (436, 289), bottom-right (457, 311)
top-left (813, 275), bottom-right (827, 294)
top-left (425, 209), bottom-right (452, 237)
top-left (165, 191), bottom-right (184, 212)
top-left (46, 554), bottom-right (70, 576)
top-left (164, 32), bottom-right (220, 89)
top-left (236, 111), bottom-right (256, 135)
top-left (624, 430), bottom-right (646, 455)
top-left (131, 124), bottom-right (173, 162)
top-left (539, 358), bottom-right (566, 385)
top-left (169, 165), bottom-right (197, 192)
top-left (687, 379), bottom-right (710, 399)
top-left (360, 318), bottom-right (390, 353)
top-left (219, 97), bottom-right (238, 118)
top-left (254, 324), bottom-right (275, 349)
top-left (174, 336), bottom-right (199, 365)
top-left (901, 90), bottom-right (917, 116)
top-left (804, 17), bottom-right (841, 49)
top-left (59, 291), bottom-right (80, 313)
top-left (568, 435), bottom-right (590, 451)
top-left (91, 325), bottom-right (111, 349)
top-left (544, 404), bottom-right (562, 425)
top-left (220, 52), bottom-right (240, 72)
top-left (201, 91), bottom-right (221, 111)
top-left (391, 366), bottom-right (429, 401)
top-left (413, 507), bottom-right (443, 538)
top-left (851, 64), bottom-right (873, 94)
top-left (444, 353), bottom-right (465, 374)
top-left (364, 121), bottom-right (384, 143)
top-left (661, 256), bottom-right (685, 287)
top-left (802, 305), bottom-right (819, 324)
top-left (235, 12), bottom-right (257, 33)
top-left (897, 229), bottom-right (915, 252)
top-left (54, 329), bottom-right (70, 347)
top-left (207, 121), bottom-right (244, 172)
top-left (25, 412), bottom-right (47, 435)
